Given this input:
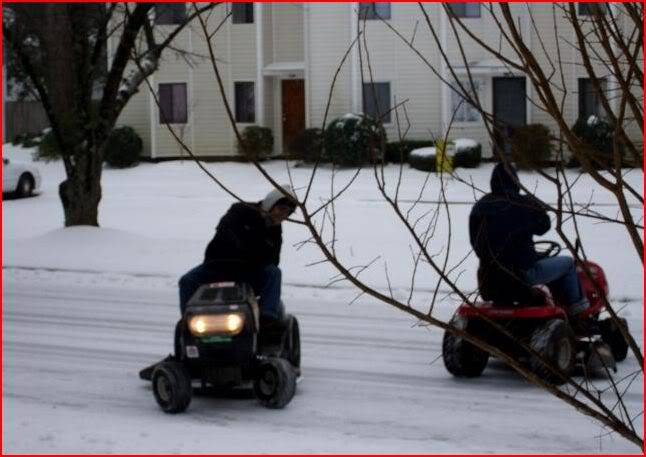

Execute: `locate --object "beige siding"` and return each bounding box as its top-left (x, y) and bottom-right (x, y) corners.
top-left (307, 3), bottom-right (353, 129)
top-left (112, 3), bottom-right (641, 159)
top-left (115, 66), bottom-right (152, 157)
top-left (528, 3), bottom-right (643, 155)
top-left (272, 3), bottom-right (304, 63)
top-left (152, 28), bottom-right (193, 158)
top-left (263, 5), bottom-right (274, 66)
top-left (358, 3), bottom-right (443, 141)
top-left (263, 77), bottom-right (275, 153)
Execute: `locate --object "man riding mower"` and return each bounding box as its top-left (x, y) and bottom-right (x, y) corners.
top-left (442, 164), bottom-right (629, 384)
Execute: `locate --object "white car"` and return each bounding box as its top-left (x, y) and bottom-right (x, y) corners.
top-left (2, 157), bottom-right (41, 197)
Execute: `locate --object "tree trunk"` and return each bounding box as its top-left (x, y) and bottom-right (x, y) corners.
top-left (59, 151), bottom-right (103, 227)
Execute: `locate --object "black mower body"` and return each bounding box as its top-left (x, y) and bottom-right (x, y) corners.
top-left (178, 282), bottom-right (259, 386)
top-left (141, 281), bottom-right (300, 413)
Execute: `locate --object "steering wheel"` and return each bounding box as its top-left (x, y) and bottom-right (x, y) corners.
top-left (534, 240), bottom-right (562, 258)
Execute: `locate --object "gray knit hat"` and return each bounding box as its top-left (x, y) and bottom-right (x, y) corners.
top-left (261, 184), bottom-right (297, 212)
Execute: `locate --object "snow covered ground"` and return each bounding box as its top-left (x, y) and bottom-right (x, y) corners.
top-left (2, 144), bottom-right (643, 453)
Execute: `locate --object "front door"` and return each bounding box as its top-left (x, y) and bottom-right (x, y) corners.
top-left (493, 77), bottom-right (526, 159)
top-left (281, 79), bottom-right (305, 153)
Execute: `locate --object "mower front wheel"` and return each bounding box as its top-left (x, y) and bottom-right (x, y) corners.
top-left (254, 357), bottom-right (296, 409)
top-left (282, 315), bottom-right (301, 369)
top-left (152, 360), bottom-right (192, 413)
top-left (599, 317), bottom-right (629, 362)
top-left (442, 314), bottom-right (489, 378)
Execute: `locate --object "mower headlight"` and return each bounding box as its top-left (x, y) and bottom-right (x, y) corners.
top-left (188, 313), bottom-right (245, 336)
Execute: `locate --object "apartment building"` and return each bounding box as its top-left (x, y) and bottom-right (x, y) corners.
top-left (113, 2), bottom-right (641, 159)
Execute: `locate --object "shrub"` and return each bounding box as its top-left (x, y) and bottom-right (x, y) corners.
top-left (287, 128), bottom-right (323, 162)
top-left (510, 124), bottom-right (553, 169)
top-left (13, 132), bottom-right (42, 148)
top-left (385, 140), bottom-right (435, 163)
top-left (323, 113), bottom-right (386, 166)
top-left (453, 139), bottom-right (482, 168)
top-left (569, 116), bottom-right (627, 168)
top-left (237, 126), bottom-right (274, 160)
top-left (408, 146), bottom-right (436, 172)
top-left (34, 129), bottom-right (62, 162)
top-left (104, 126), bottom-right (143, 168)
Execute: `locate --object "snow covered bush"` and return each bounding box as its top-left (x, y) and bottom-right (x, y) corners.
top-left (12, 132), bottom-right (42, 148)
top-left (510, 124), bottom-right (553, 170)
top-left (323, 113), bottom-right (386, 166)
top-left (287, 128), bottom-right (323, 162)
top-left (104, 126), bottom-right (143, 168)
top-left (385, 140), bottom-right (435, 163)
top-left (452, 138), bottom-right (482, 168)
top-left (408, 146), bottom-right (436, 172)
top-left (35, 129), bottom-right (61, 162)
top-left (237, 126), bottom-right (274, 160)
top-left (569, 116), bottom-right (628, 168)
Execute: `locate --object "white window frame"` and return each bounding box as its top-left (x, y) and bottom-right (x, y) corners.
top-left (450, 78), bottom-right (483, 123)
top-left (358, 3), bottom-right (391, 20)
top-left (447, 3), bottom-right (481, 19)
top-left (234, 81), bottom-right (256, 124)
top-left (362, 81), bottom-right (392, 124)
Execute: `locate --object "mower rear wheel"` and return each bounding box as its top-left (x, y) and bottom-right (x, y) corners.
top-left (599, 317), bottom-right (629, 362)
top-left (442, 314), bottom-right (489, 378)
top-left (529, 319), bottom-right (575, 385)
top-left (254, 357), bottom-right (296, 409)
top-left (152, 360), bottom-right (192, 413)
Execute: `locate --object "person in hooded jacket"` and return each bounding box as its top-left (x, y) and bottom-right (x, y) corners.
top-left (178, 185), bottom-right (297, 325)
top-left (469, 163), bottom-right (589, 318)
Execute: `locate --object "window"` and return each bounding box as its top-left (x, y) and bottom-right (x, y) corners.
top-left (447, 3), bottom-right (481, 18)
top-left (159, 83), bottom-right (188, 124)
top-left (235, 82), bottom-right (255, 123)
top-left (578, 78), bottom-right (607, 120)
top-left (450, 79), bottom-right (482, 122)
top-left (231, 3), bottom-right (254, 24)
top-left (578, 2), bottom-right (608, 16)
top-left (362, 82), bottom-right (391, 123)
top-left (155, 3), bottom-right (186, 25)
top-left (359, 3), bottom-right (391, 20)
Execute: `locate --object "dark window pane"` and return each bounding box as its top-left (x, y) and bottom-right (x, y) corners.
top-left (155, 3), bottom-right (186, 25)
top-left (232, 3), bottom-right (254, 24)
top-left (359, 3), bottom-right (391, 20)
top-left (362, 82), bottom-right (391, 123)
top-left (235, 82), bottom-right (255, 123)
top-left (159, 83), bottom-right (187, 123)
top-left (578, 78), bottom-right (607, 120)
top-left (578, 2), bottom-right (608, 15)
top-left (448, 3), bottom-right (480, 18)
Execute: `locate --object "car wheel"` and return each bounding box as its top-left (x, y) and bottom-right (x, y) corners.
top-left (529, 319), bottom-right (575, 385)
top-left (16, 173), bottom-right (34, 198)
top-left (442, 314), bottom-right (489, 378)
top-left (152, 360), bottom-right (192, 413)
top-left (254, 357), bottom-right (296, 409)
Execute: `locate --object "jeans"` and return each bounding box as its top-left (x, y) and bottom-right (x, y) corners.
top-left (178, 263), bottom-right (284, 320)
top-left (524, 256), bottom-right (588, 315)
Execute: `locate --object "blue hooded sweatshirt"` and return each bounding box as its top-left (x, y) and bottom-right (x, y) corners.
top-left (469, 163), bottom-right (550, 273)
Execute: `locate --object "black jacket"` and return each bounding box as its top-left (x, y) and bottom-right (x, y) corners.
top-left (469, 164), bottom-right (550, 302)
top-left (203, 202), bottom-right (282, 280)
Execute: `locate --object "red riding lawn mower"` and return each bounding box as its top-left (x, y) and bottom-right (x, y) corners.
top-left (442, 241), bottom-right (629, 384)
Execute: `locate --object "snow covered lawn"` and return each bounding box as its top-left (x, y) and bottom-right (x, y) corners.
top-left (2, 144), bottom-right (643, 453)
